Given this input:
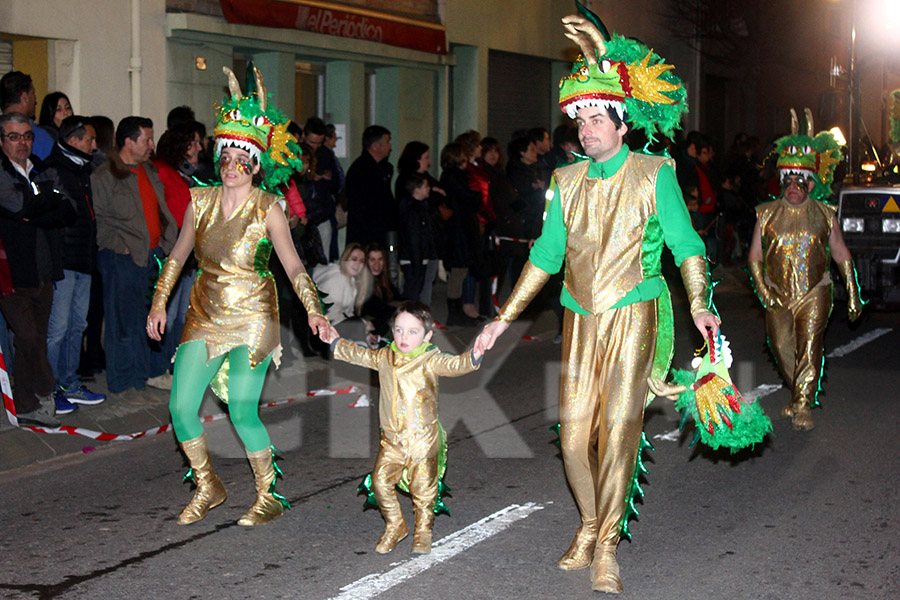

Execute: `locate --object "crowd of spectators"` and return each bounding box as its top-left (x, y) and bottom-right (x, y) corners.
top-left (0, 67), bottom-right (783, 429)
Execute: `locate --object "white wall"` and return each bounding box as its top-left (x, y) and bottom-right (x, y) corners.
top-left (0, 0), bottom-right (169, 133)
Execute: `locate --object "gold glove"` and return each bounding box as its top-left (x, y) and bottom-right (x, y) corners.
top-left (292, 272), bottom-right (324, 317)
top-left (748, 260), bottom-right (780, 311)
top-left (151, 257), bottom-right (183, 312)
top-left (679, 255), bottom-right (715, 320)
top-left (836, 259), bottom-right (863, 321)
top-left (497, 261), bottom-right (550, 322)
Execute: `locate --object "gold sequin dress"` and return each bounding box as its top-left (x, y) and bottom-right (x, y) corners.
top-left (756, 196), bottom-right (835, 411)
top-left (180, 186), bottom-right (283, 370)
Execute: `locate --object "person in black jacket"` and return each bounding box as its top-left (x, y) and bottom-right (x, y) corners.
top-left (345, 125), bottom-right (395, 247)
top-left (0, 112), bottom-right (76, 427)
top-left (439, 142), bottom-right (481, 326)
top-left (398, 173), bottom-right (438, 302)
top-left (44, 116), bottom-right (106, 411)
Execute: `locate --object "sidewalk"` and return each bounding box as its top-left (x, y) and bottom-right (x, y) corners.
top-left (0, 349), bottom-right (334, 475)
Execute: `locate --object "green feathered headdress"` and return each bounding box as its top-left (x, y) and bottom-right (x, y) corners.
top-left (558, 0), bottom-right (687, 142)
top-left (774, 108), bottom-right (842, 200)
top-left (213, 64), bottom-right (303, 193)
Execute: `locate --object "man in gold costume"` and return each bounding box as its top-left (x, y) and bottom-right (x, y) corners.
top-left (481, 6), bottom-right (718, 595)
top-left (748, 109), bottom-right (862, 431)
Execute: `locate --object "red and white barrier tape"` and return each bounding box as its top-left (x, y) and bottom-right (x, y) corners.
top-left (1, 350), bottom-right (360, 441)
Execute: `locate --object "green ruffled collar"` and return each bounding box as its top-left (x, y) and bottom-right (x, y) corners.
top-left (390, 340), bottom-right (435, 358)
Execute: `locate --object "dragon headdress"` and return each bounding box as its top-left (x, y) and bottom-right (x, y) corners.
top-left (774, 108), bottom-right (842, 200)
top-left (558, 1), bottom-right (687, 142)
top-left (213, 65), bottom-right (303, 193)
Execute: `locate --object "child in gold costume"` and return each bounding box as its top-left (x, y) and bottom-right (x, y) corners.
top-left (321, 302), bottom-right (488, 554)
top-left (748, 109), bottom-right (863, 431)
top-left (481, 4), bottom-right (718, 594)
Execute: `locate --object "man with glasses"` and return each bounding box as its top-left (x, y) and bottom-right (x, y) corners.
top-left (748, 116), bottom-right (862, 430)
top-left (0, 71), bottom-right (54, 160)
top-left (0, 112), bottom-right (75, 427)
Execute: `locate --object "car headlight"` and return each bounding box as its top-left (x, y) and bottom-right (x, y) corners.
top-left (883, 219), bottom-right (900, 233)
top-left (842, 218), bottom-right (864, 233)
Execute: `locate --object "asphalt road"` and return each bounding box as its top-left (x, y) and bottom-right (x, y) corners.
top-left (1, 268), bottom-right (898, 599)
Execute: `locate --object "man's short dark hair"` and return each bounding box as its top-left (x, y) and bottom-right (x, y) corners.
top-left (0, 71), bottom-right (33, 111)
top-left (58, 115), bottom-right (93, 143)
top-left (304, 117), bottom-right (326, 137)
top-left (362, 125), bottom-right (390, 151)
top-left (0, 111), bottom-right (31, 134)
top-left (115, 116), bottom-right (153, 149)
top-left (527, 127), bottom-right (548, 145)
top-left (507, 136), bottom-right (531, 161)
top-left (167, 105), bottom-right (196, 129)
top-left (607, 108), bottom-right (628, 131)
top-left (393, 301), bottom-right (433, 332)
top-left (404, 172), bottom-right (428, 196)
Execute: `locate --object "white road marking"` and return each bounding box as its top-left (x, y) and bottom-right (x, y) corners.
top-left (328, 502), bottom-right (545, 600)
top-left (654, 429), bottom-right (680, 442)
top-left (742, 383), bottom-right (783, 400)
top-left (827, 328), bottom-right (893, 358)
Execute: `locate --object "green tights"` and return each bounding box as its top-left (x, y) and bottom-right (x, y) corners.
top-left (170, 341), bottom-right (273, 452)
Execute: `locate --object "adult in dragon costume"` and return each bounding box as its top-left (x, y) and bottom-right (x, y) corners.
top-left (147, 66), bottom-right (328, 526)
top-left (748, 108), bottom-right (862, 431)
top-left (480, 2), bottom-right (718, 593)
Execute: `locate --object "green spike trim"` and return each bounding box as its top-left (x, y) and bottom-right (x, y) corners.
top-left (182, 467), bottom-right (195, 486)
top-left (619, 432), bottom-right (653, 540)
top-left (268, 446), bottom-right (290, 510)
top-left (550, 422), bottom-right (561, 448)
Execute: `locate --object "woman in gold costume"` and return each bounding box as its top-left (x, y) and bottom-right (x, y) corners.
top-left (146, 67), bottom-right (327, 527)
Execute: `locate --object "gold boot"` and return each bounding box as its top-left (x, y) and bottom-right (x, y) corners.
top-left (591, 543), bottom-right (623, 594)
top-left (781, 404), bottom-right (794, 418)
top-left (375, 517), bottom-right (409, 554)
top-left (411, 508), bottom-right (435, 554)
top-left (557, 519), bottom-right (598, 570)
top-left (237, 447), bottom-right (289, 526)
top-left (177, 433), bottom-right (227, 525)
top-left (792, 405), bottom-right (814, 431)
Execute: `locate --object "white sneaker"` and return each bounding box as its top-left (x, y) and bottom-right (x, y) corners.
top-left (146, 372), bottom-right (173, 390)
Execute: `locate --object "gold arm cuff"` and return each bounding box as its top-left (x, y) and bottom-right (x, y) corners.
top-left (836, 259), bottom-right (863, 321)
top-left (679, 255), bottom-right (713, 320)
top-left (292, 272), bottom-right (324, 317)
top-left (150, 257), bottom-right (183, 312)
top-left (497, 261), bottom-right (550, 322)
top-left (748, 260), bottom-right (777, 310)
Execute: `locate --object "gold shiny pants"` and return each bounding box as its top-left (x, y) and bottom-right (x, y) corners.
top-left (371, 433), bottom-right (439, 529)
top-left (766, 284), bottom-right (832, 409)
top-left (559, 300), bottom-right (657, 547)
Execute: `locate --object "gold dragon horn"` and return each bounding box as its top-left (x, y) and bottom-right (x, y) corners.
top-left (222, 66), bottom-right (242, 99)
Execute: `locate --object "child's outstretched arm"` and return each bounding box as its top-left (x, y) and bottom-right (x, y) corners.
top-left (331, 336), bottom-right (382, 370)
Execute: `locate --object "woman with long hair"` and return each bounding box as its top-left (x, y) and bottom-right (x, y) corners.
top-left (38, 92), bottom-right (73, 140)
top-left (312, 242), bottom-right (373, 340)
top-left (147, 67), bottom-right (327, 527)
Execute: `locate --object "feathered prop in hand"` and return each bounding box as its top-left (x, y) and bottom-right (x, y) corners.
top-left (649, 331), bottom-right (771, 452)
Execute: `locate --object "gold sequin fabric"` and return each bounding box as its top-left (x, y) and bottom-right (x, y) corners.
top-left (333, 341), bottom-right (479, 454)
top-left (559, 301), bottom-right (656, 546)
top-left (180, 186), bottom-right (282, 368)
top-left (554, 154), bottom-right (672, 314)
top-left (757, 198), bottom-right (836, 302)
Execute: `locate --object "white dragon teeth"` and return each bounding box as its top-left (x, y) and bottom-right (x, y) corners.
top-left (565, 98), bottom-right (626, 121)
